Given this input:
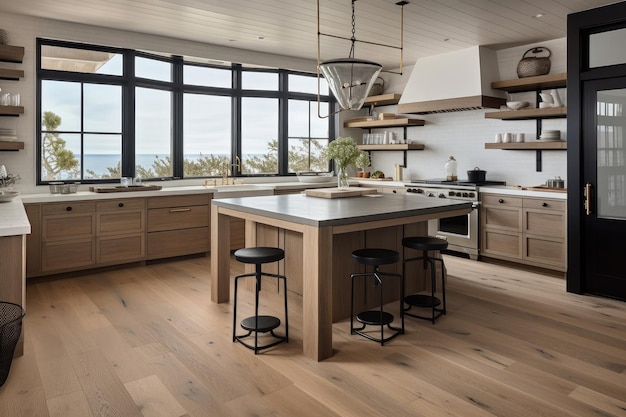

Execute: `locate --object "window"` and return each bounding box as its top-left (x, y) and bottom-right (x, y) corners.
top-left (37, 39), bottom-right (334, 184)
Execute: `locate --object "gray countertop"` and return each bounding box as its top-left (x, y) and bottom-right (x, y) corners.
top-left (212, 192), bottom-right (472, 227)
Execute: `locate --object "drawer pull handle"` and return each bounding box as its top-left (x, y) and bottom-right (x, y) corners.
top-left (542, 202), bottom-right (548, 207)
top-left (169, 208), bottom-right (192, 213)
top-left (66, 206), bottom-right (72, 212)
top-left (118, 203), bottom-right (124, 208)
top-left (498, 199), bottom-right (504, 204)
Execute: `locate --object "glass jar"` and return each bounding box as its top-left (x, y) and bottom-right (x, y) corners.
top-left (445, 156), bottom-right (457, 181)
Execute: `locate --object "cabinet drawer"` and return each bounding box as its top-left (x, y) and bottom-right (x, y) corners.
top-left (42, 238), bottom-right (95, 272)
top-left (524, 236), bottom-right (565, 269)
top-left (483, 206), bottom-right (522, 230)
top-left (97, 198), bottom-right (146, 212)
top-left (482, 229), bottom-right (522, 259)
top-left (524, 210), bottom-right (565, 238)
top-left (97, 210), bottom-right (145, 236)
top-left (148, 205), bottom-right (209, 232)
top-left (481, 194), bottom-right (523, 207)
top-left (147, 194), bottom-right (209, 209)
top-left (43, 214), bottom-right (95, 241)
top-left (523, 198), bottom-right (566, 212)
top-left (43, 201), bottom-right (96, 216)
top-left (147, 227), bottom-right (209, 258)
top-left (97, 234), bottom-right (145, 264)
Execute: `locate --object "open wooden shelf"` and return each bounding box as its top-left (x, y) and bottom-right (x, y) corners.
top-left (485, 141), bottom-right (566, 150)
top-left (0, 141), bottom-right (24, 151)
top-left (0, 106), bottom-right (24, 116)
top-left (344, 117), bottom-right (425, 128)
top-left (0, 68), bottom-right (24, 80)
top-left (491, 73), bottom-right (567, 93)
top-left (0, 45), bottom-right (25, 63)
top-left (485, 107), bottom-right (567, 120)
top-left (358, 143), bottom-right (425, 151)
top-left (363, 93), bottom-right (401, 107)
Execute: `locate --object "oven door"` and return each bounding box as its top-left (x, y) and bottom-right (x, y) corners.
top-left (428, 202), bottom-right (479, 260)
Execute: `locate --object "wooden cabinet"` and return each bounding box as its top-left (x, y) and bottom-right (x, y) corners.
top-left (522, 197), bottom-right (566, 270)
top-left (96, 198), bottom-right (146, 264)
top-left (41, 201), bottom-right (96, 272)
top-left (481, 193), bottom-right (566, 271)
top-left (147, 194), bottom-right (210, 259)
top-left (26, 198), bottom-right (147, 276)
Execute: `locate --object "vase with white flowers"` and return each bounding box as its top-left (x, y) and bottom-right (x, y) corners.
top-left (325, 137), bottom-right (364, 188)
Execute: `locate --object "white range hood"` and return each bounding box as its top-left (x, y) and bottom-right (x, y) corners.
top-left (398, 46), bottom-right (507, 114)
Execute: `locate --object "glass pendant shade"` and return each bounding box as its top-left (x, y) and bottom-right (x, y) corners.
top-left (319, 58), bottom-right (383, 111)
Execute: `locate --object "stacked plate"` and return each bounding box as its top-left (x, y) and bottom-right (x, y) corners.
top-left (540, 130), bottom-right (561, 141)
top-left (0, 128), bottom-right (17, 142)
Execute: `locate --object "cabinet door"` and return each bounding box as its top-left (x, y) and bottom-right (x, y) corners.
top-left (523, 235), bottom-right (566, 270)
top-left (482, 229), bottom-right (522, 259)
top-left (482, 205), bottom-right (522, 231)
top-left (24, 204), bottom-right (41, 277)
top-left (42, 238), bottom-right (95, 272)
top-left (147, 227), bottom-right (209, 258)
top-left (97, 234), bottom-right (145, 264)
top-left (523, 209), bottom-right (565, 238)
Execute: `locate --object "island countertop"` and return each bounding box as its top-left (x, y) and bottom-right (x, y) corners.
top-left (211, 192), bottom-right (473, 228)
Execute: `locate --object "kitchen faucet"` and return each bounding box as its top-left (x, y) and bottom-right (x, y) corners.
top-left (222, 156), bottom-right (242, 185)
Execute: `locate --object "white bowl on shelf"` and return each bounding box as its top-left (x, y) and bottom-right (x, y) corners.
top-left (506, 101), bottom-right (529, 110)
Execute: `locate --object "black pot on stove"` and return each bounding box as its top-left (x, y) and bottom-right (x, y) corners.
top-left (467, 167), bottom-right (486, 183)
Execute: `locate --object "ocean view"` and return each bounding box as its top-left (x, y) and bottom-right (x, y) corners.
top-left (82, 154), bottom-right (228, 176)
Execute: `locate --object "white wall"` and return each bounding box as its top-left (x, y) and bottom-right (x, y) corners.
top-left (0, 11), bottom-right (567, 192)
top-left (343, 38), bottom-right (567, 187)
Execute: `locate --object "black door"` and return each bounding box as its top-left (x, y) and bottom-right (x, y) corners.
top-left (582, 78), bottom-right (626, 299)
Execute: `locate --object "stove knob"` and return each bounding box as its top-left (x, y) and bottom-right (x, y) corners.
top-left (462, 192), bottom-right (469, 197)
top-left (469, 192), bottom-right (475, 198)
top-left (417, 189), bottom-right (424, 194)
top-left (448, 191), bottom-right (455, 197)
top-left (456, 192), bottom-right (462, 197)
top-left (438, 193), bottom-right (446, 198)
top-left (427, 192), bottom-right (435, 197)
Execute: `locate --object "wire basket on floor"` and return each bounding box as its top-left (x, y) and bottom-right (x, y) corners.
top-left (0, 302), bottom-right (24, 387)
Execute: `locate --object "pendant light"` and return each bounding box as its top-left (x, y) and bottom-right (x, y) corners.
top-left (317, 0), bottom-right (407, 115)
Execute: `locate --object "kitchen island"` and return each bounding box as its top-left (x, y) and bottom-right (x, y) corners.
top-left (211, 192), bottom-right (472, 361)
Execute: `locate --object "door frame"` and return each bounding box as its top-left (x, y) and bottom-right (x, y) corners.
top-left (567, 2), bottom-right (626, 294)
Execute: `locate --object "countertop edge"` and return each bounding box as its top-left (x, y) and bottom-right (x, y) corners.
top-left (479, 186), bottom-right (567, 199)
top-left (0, 197), bottom-right (31, 237)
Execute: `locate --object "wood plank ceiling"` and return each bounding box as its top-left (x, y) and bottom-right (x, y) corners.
top-left (0, 0), bottom-right (619, 68)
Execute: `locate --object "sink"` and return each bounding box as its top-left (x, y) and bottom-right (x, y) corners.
top-left (210, 184), bottom-right (274, 198)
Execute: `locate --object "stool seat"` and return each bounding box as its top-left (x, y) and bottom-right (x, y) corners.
top-left (356, 311), bottom-right (395, 326)
top-left (352, 248), bottom-right (399, 266)
top-left (402, 236), bottom-right (448, 252)
top-left (235, 247), bottom-right (285, 264)
top-left (240, 315), bottom-right (281, 333)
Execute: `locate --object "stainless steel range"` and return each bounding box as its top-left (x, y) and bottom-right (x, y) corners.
top-left (405, 180), bottom-right (505, 260)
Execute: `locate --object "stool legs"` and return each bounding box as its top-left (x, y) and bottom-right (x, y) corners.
top-left (403, 250), bottom-right (447, 324)
top-left (350, 265), bottom-right (404, 345)
top-left (233, 264), bottom-right (288, 354)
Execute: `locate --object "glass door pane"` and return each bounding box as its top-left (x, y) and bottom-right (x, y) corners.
top-left (596, 89), bottom-right (626, 220)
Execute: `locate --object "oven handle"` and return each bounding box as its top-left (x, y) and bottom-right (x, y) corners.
top-left (471, 201), bottom-right (481, 210)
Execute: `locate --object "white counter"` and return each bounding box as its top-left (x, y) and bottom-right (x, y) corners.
top-left (479, 186), bottom-right (567, 200)
top-left (0, 197), bottom-right (31, 236)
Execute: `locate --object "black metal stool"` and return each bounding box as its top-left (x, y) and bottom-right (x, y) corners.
top-left (233, 247), bottom-right (288, 353)
top-left (350, 248), bottom-right (404, 345)
top-left (402, 236), bottom-right (448, 324)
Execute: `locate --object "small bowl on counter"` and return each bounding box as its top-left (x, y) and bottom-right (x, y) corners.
top-left (296, 172), bottom-right (334, 184)
top-left (0, 190), bottom-right (20, 203)
top-left (49, 182), bottom-right (80, 194)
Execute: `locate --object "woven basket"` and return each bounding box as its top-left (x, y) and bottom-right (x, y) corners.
top-left (516, 47), bottom-right (551, 78)
top-left (368, 77), bottom-right (384, 96)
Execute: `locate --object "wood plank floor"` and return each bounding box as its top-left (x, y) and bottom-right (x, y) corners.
top-left (1, 255), bottom-right (625, 417)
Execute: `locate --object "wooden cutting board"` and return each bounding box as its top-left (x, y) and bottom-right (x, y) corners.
top-left (304, 187), bottom-right (378, 199)
top-left (89, 185), bottom-right (163, 193)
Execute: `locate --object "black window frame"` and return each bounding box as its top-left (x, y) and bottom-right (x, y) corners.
top-left (36, 38), bottom-right (335, 185)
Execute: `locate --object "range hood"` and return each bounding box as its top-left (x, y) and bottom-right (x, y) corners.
top-left (397, 46), bottom-right (507, 114)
